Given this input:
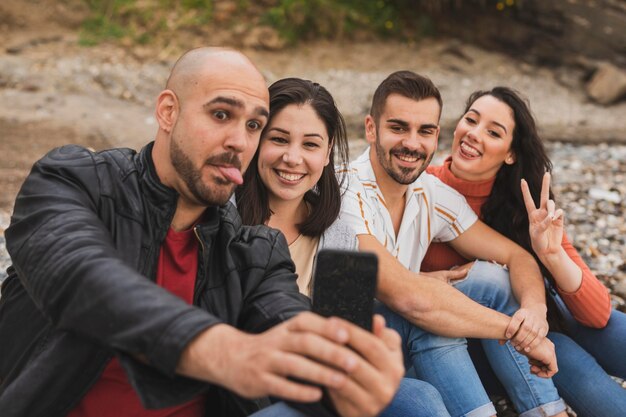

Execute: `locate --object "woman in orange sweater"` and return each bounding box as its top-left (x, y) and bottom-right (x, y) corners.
top-left (423, 86), bottom-right (625, 417)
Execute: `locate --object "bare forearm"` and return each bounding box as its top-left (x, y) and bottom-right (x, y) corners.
top-left (389, 275), bottom-right (513, 339)
top-left (359, 235), bottom-right (510, 339)
top-left (539, 247), bottom-right (583, 293)
top-left (508, 251), bottom-right (546, 311)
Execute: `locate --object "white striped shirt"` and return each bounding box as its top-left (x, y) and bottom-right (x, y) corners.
top-left (339, 148), bottom-right (477, 272)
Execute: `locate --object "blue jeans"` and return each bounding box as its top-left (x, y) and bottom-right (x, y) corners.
top-left (253, 378), bottom-right (451, 417)
top-left (549, 294), bottom-right (626, 417)
top-left (469, 272), bottom-right (626, 417)
top-left (380, 377), bottom-right (451, 417)
top-left (379, 261), bottom-right (565, 417)
top-left (555, 294), bottom-right (626, 378)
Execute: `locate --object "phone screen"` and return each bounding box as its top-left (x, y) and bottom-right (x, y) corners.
top-left (312, 249), bottom-right (378, 331)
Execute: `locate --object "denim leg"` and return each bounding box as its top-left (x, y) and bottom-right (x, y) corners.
top-left (454, 261), bottom-right (565, 417)
top-left (549, 331), bottom-right (626, 417)
top-left (376, 301), bottom-right (495, 417)
top-left (554, 293), bottom-right (626, 379)
top-left (380, 377), bottom-right (452, 417)
top-left (249, 402), bottom-right (309, 417)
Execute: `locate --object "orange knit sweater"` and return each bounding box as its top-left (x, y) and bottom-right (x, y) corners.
top-left (423, 158), bottom-right (612, 328)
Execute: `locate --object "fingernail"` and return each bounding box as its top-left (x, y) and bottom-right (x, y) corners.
top-left (525, 347), bottom-right (530, 352)
top-left (505, 333), bottom-right (511, 338)
top-left (515, 345), bottom-right (521, 351)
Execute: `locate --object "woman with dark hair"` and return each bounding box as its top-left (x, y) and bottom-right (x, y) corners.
top-left (236, 77), bottom-right (453, 417)
top-left (237, 77), bottom-right (353, 296)
top-left (423, 86), bottom-right (626, 417)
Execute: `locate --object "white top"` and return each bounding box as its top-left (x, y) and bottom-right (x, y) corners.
top-left (339, 148), bottom-right (478, 272)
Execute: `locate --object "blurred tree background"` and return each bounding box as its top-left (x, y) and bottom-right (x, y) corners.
top-left (78, 0), bottom-right (625, 68)
top-left (78, 0), bottom-right (472, 45)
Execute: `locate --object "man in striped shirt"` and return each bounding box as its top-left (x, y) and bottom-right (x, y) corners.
top-left (339, 71), bottom-right (569, 417)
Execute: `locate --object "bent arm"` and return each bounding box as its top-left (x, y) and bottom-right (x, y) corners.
top-left (358, 234), bottom-right (511, 339)
top-left (6, 146), bottom-right (217, 376)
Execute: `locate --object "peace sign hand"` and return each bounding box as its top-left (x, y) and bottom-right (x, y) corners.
top-left (521, 172), bottom-right (564, 261)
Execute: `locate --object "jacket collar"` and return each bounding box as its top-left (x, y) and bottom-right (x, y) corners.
top-left (136, 141), bottom-right (179, 214)
top-left (136, 141), bottom-right (242, 233)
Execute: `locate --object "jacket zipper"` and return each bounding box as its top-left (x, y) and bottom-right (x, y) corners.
top-left (193, 225), bottom-right (209, 305)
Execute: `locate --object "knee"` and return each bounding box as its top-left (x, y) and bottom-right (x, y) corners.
top-left (462, 261), bottom-right (516, 309)
top-left (390, 378), bottom-right (449, 416)
top-left (471, 261), bottom-right (511, 289)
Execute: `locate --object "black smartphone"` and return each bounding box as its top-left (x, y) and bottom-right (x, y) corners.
top-left (312, 249), bottom-right (378, 331)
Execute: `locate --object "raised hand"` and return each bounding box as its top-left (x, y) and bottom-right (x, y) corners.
top-left (521, 172), bottom-right (564, 260)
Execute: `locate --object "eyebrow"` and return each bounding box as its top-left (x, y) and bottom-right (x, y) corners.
top-left (386, 118), bottom-right (438, 130)
top-left (468, 108), bottom-right (508, 134)
top-left (268, 127), bottom-right (324, 139)
top-left (204, 96), bottom-right (269, 119)
top-left (386, 118), bottom-right (409, 127)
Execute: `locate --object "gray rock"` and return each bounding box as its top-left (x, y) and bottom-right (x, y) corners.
top-left (613, 280), bottom-right (626, 300)
top-left (586, 63), bottom-right (626, 105)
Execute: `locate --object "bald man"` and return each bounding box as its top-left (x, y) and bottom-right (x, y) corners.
top-left (0, 48), bottom-right (402, 417)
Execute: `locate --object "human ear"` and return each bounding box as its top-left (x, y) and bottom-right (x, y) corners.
top-left (365, 115), bottom-right (377, 144)
top-left (324, 139), bottom-right (333, 166)
top-left (505, 151), bottom-right (516, 165)
top-left (155, 90), bottom-right (178, 133)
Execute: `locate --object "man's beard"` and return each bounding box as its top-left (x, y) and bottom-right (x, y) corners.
top-left (170, 138), bottom-right (241, 206)
top-left (375, 135), bottom-right (433, 185)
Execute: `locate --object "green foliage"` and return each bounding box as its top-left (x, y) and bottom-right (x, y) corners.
top-left (261, 0), bottom-right (443, 43)
top-left (79, 0), bottom-right (213, 45)
top-left (77, 0), bottom-right (520, 47)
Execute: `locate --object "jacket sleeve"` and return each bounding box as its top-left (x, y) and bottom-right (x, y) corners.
top-left (238, 229), bottom-right (311, 334)
top-left (6, 146), bottom-right (219, 376)
top-left (555, 232), bottom-right (612, 328)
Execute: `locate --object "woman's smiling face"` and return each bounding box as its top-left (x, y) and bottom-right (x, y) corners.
top-left (450, 94), bottom-right (516, 182)
top-left (257, 103), bottom-right (331, 205)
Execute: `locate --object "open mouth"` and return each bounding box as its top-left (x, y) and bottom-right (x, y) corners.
top-left (459, 140), bottom-right (482, 159)
top-left (391, 149), bottom-right (425, 167)
top-left (275, 169), bottom-right (305, 183)
top-left (395, 153), bottom-right (419, 163)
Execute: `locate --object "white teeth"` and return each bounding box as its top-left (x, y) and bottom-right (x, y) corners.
top-left (277, 170), bottom-right (304, 181)
top-left (460, 142), bottom-right (481, 157)
top-left (396, 154), bottom-right (418, 162)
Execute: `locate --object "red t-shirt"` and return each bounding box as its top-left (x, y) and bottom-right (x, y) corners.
top-left (68, 226), bottom-right (204, 417)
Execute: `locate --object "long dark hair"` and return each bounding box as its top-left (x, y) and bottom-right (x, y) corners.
top-left (468, 87), bottom-right (564, 328)
top-left (236, 77), bottom-right (349, 237)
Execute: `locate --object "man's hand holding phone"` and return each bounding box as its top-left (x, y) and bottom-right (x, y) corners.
top-left (178, 312), bottom-right (402, 417)
top-left (327, 314), bottom-right (404, 417)
top-left (307, 249), bottom-right (403, 416)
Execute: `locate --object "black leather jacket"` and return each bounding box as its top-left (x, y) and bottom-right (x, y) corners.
top-left (0, 143), bottom-right (310, 417)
